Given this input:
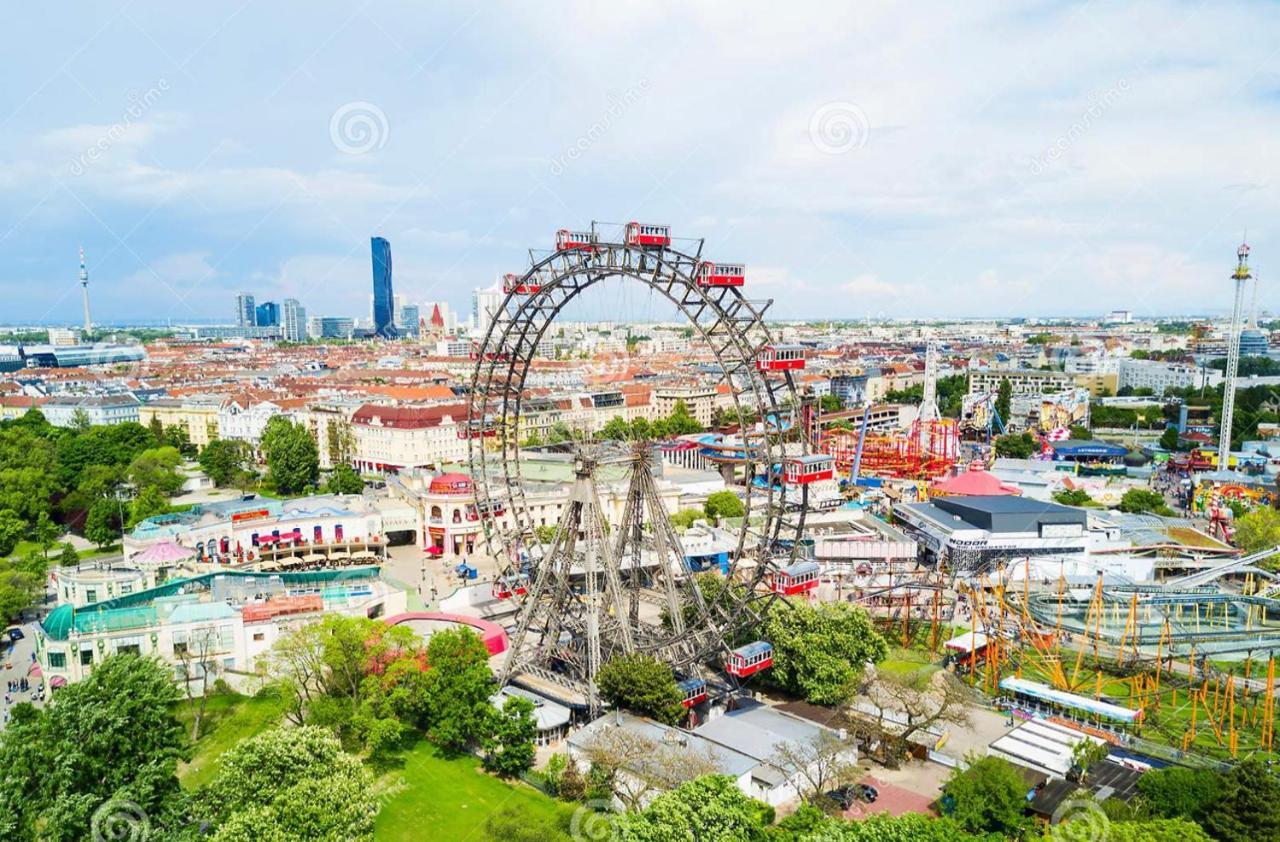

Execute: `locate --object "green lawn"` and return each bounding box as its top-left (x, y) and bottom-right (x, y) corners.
top-left (877, 645), bottom-right (942, 679)
top-left (373, 740), bottom-right (571, 842)
top-left (176, 690), bottom-right (285, 789)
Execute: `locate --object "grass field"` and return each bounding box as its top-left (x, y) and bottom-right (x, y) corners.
top-left (175, 690), bottom-right (286, 789)
top-left (373, 740), bottom-right (572, 842)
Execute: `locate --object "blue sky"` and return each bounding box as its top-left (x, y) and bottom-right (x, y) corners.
top-left (2, 1), bottom-right (1278, 325)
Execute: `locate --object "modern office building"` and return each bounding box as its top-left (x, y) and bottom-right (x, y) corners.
top-left (235, 293), bottom-right (256, 327)
top-left (397, 304), bottom-right (420, 338)
top-left (371, 236), bottom-right (395, 338)
top-left (307, 316), bottom-right (355, 340)
top-left (255, 301), bottom-right (279, 327)
top-left (281, 298), bottom-right (307, 342)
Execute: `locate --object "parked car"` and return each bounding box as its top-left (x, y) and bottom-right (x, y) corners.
top-left (859, 783), bottom-right (879, 803)
top-left (824, 787), bottom-right (858, 811)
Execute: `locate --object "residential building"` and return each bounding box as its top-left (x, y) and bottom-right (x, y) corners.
top-left (42, 394), bottom-right (142, 427)
top-left (655, 386), bottom-right (717, 427)
top-left (47, 327), bottom-right (81, 346)
top-left (1117, 359), bottom-right (1219, 395)
top-left (969, 368), bottom-right (1074, 396)
top-left (139, 396), bottom-right (224, 448)
top-left (350, 403), bottom-right (470, 472)
top-left (218, 399), bottom-right (284, 449)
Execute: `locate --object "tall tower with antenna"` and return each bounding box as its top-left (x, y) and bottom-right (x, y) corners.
top-left (79, 246), bottom-right (92, 335)
top-left (1217, 240), bottom-right (1252, 468)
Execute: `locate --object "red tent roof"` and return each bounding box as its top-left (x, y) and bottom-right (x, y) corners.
top-left (930, 463), bottom-right (1021, 497)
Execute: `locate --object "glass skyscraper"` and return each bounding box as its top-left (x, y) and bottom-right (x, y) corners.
top-left (371, 236), bottom-right (395, 337)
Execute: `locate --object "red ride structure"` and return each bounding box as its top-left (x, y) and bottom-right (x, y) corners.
top-left (756, 344), bottom-right (806, 371)
top-left (555, 229), bottom-right (599, 252)
top-left (725, 641), bottom-right (774, 678)
top-left (696, 261), bottom-right (746, 287)
top-left (769, 560), bottom-right (820, 596)
top-left (503, 273), bottom-right (541, 294)
top-left (624, 221), bottom-right (671, 248)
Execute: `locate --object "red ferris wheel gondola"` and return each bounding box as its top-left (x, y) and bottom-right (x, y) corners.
top-left (624, 221), bottom-right (671, 248)
top-left (503, 273), bottom-right (541, 294)
top-left (555, 229), bottom-right (599, 252)
top-left (696, 261), bottom-right (746, 287)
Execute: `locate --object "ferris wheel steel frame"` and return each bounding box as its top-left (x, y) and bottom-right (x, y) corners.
top-left (466, 221), bottom-right (810, 706)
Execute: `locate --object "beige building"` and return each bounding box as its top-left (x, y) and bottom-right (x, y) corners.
top-left (655, 386), bottom-right (717, 428)
top-left (969, 368), bottom-right (1074, 396)
top-left (295, 402), bottom-right (361, 470)
top-left (351, 403), bottom-right (470, 472)
top-left (140, 396), bottom-right (224, 449)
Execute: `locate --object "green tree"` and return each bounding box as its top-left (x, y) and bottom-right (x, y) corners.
top-left (596, 653), bottom-right (687, 725)
top-left (33, 511), bottom-right (59, 560)
top-left (820, 394), bottom-right (844, 412)
top-left (664, 399), bottom-right (703, 435)
top-left (1118, 488), bottom-right (1174, 516)
top-left (995, 378), bottom-right (1012, 425)
top-left (993, 432), bottom-right (1037, 459)
top-left (1235, 507), bottom-right (1280, 556)
top-left (1201, 756), bottom-right (1280, 841)
top-left (129, 485), bottom-right (171, 526)
top-left (670, 508), bottom-right (704, 530)
top-left (1051, 817), bottom-right (1210, 842)
top-left (1158, 426), bottom-right (1181, 451)
top-left (324, 463), bottom-right (365, 495)
top-left (763, 601), bottom-right (888, 705)
top-left (127, 445), bottom-right (186, 496)
top-left (56, 542), bottom-right (80, 567)
top-left (941, 755), bottom-right (1029, 838)
top-left (84, 497), bottom-right (119, 549)
top-left (0, 509), bottom-right (24, 557)
top-left (704, 490), bottom-right (745, 523)
top-left (533, 524), bottom-right (558, 544)
top-left (482, 695), bottom-right (537, 777)
top-left (0, 566), bottom-right (43, 621)
top-left (199, 725), bottom-right (377, 842)
top-left (1136, 765), bottom-right (1222, 823)
top-left (484, 807), bottom-right (571, 842)
top-left (422, 627), bottom-right (498, 753)
top-left (0, 654), bottom-right (188, 841)
top-left (1052, 488), bottom-right (1093, 507)
top-left (260, 418), bottom-right (320, 494)
top-left (198, 439), bottom-right (256, 487)
top-left (616, 775), bottom-right (768, 842)
top-left (775, 809), bottom-right (985, 841)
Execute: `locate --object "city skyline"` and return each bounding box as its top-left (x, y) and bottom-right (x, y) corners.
top-left (2, 3), bottom-right (1278, 325)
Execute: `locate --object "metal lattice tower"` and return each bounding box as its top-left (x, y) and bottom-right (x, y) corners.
top-left (1218, 241), bottom-right (1252, 464)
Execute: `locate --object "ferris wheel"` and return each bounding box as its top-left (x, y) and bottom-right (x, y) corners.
top-left (465, 221), bottom-right (828, 712)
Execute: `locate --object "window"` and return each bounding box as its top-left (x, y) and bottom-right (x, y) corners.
top-left (80, 649), bottom-right (93, 666)
top-left (253, 632), bottom-right (265, 642)
top-left (85, 589), bottom-right (97, 604)
top-left (48, 651), bottom-right (66, 668)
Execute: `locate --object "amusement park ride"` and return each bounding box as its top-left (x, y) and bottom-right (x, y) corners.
top-left (466, 221), bottom-right (826, 713)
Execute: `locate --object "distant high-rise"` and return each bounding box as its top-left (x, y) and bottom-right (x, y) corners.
top-left (281, 298), bottom-right (307, 342)
top-left (472, 284), bottom-right (503, 337)
top-left (371, 236), bottom-right (395, 338)
top-left (397, 303), bottom-right (420, 338)
top-left (79, 247), bottom-right (92, 333)
top-left (236, 292), bottom-right (257, 327)
top-left (255, 301), bottom-right (279, 327)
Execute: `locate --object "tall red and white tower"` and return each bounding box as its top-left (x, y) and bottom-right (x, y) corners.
top-left (1217, 240), bottom-right (1252, 466)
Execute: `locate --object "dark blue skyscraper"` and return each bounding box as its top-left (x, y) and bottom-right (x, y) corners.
top-left (371, 236), bottom-right (395, 337)
top-left (255, 301), bottom-right (279, 327)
